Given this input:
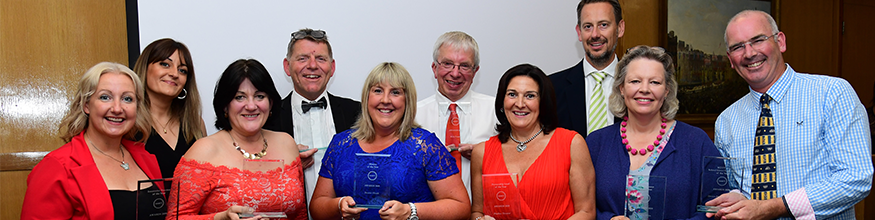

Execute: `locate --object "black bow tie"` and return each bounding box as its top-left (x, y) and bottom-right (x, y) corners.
top-left (301, 97), bottom-right (328, 113)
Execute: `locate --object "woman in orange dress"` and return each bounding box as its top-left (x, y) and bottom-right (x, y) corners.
top-left (471, 64), bottom-right (596, 220)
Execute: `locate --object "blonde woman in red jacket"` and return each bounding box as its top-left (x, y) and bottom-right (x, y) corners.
top-left (22, 62), bottom-right (162, 220)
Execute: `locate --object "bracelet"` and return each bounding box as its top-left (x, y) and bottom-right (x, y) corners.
top-left (337, 196), bottom-right (350, 211)
top-left (475, 217), bottom-right (483, 220)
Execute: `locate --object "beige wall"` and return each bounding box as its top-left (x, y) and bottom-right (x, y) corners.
top-left (0, 0), bottom-right (128, 218)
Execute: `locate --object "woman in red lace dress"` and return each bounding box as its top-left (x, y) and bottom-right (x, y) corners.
top-left (166, 59), bottom-right (307, 220)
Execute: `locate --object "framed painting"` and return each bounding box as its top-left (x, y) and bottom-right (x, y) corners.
top-left (661, 0), bottom-right (778, 131)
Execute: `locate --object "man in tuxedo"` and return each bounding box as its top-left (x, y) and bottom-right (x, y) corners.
top-left (416, 31), bottom-right (499, 201)
top-left (550, 0), bottom-right (624, 137)
top-left (263, 28), bottom-right (361, 218)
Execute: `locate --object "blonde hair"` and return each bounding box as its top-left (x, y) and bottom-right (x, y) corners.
top-left (609, 46), bottom-right (679, 120)
top-left (351, 62), bottom-right (419, 142)
top-left (59, 62), bottom-right (152, 142)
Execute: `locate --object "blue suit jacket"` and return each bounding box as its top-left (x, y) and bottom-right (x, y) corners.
top-left (586, 121), bottom-right (721, 220)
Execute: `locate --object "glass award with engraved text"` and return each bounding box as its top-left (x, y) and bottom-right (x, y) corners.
top-left (238, 159), bottom-right (288, 219)
top-left (136, 178), bottom-right (177, 220)
top-left (625, 175), bottom-right (666, 220)
top-left (482, 173), bottom-right (527, 220)
top-left (698, 156), bottom-right (747, 213)
top-left (354, 153), bottom-right (392, 209)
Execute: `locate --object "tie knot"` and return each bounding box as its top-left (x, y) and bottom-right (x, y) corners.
top-left (591, 71), bottom-right (606, 83)
top-left (449, 103), bottom-right (458, 112)
top-left (301, 97), bottom-right (328, 113)
top-left (759, 94), bottom-right (772, 105)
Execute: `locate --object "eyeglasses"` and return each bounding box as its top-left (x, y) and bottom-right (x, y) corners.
top-left (727, 33), bottom-right (777, 55)
top-left (436, 61), bottom-right (474, 72)
top-left (291, 30), bottom-right (326, 40)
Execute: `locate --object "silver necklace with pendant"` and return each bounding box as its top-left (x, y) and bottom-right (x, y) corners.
top-left (87, 137), bottom-right (130, 170)
top-left (510, 127), bottom-right (544, 152)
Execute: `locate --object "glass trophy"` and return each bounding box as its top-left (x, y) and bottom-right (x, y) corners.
top-left (136, 177), bottom-right (177, 220)
top-left (698, 156), bottom-right (746, 213)
top-left (481, 173), bottom-right (525, 220)
top-left (239, 159), bottom-right (288, 219)
top-left (625, 175), bottom-right (666, 220)
top-left (354, 153), bottom-right (392, 209)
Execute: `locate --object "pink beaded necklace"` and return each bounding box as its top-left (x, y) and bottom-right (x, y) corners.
top-left (620, 116), bottom-right (666, 155)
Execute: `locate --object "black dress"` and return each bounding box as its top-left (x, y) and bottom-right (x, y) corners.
top-left (109, 184), bottom-right (164, 220)
top-left (144, 127), bottom-right (193, 179)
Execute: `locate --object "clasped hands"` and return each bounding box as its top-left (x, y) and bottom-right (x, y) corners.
top-left (338, 196), bottom-right (413, 220)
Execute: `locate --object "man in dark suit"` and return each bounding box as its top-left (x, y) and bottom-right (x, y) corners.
top-left (263, 29), bottom-right (360, 217)
top-left (550, 0), bottom-right (624, 137)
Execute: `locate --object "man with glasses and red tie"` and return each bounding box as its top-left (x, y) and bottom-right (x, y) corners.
top-left (706, 10), bottom-right (872, 219)
top-left (416, 31), bottom-right (499, 202)
top-left (264, 28), bottom-right (361, 219)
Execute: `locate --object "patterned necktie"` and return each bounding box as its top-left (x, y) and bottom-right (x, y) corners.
top-left (588, 71), bottom-right (609, 134)
top-left (446, 103), bottom-right (462, 170)
top-left (752, 94), bottom-right (777, 200)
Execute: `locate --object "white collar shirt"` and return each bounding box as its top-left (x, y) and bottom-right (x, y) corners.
top-left (583, 56), bottom-right (619, 131)
top-left (415, 89), bottom-right (500, 202)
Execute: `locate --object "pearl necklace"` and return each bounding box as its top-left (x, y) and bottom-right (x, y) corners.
top-left (230, 131), bottom-right (268, 159)
top-left (620, 116), bottom-right (666, 156)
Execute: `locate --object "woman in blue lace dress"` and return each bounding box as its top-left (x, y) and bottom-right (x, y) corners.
top-left (310, 62), bottom-right (470, 220)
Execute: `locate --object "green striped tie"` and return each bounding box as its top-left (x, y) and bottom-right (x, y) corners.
top-left (588, 71), bottom-right (609, 134)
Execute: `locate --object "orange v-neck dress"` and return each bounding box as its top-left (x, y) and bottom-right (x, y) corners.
top-left (482, 127), bottom-right (576, 219)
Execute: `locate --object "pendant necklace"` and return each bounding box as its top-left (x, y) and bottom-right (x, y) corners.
top-left (510, 127), bottom-right (544, 152)
top-left (230, 131), bottom-right (269, 159)
top-left (87, 136), bottom-right (130, 170)
top-left (159, 117), bottom-right (173, 134)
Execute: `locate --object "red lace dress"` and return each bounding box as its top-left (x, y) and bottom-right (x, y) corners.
top-left (166, 158), bottom-right (308, 220)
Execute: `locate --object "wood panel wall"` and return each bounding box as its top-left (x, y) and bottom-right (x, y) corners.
top-left (0, 0), bottom-right (128, 218)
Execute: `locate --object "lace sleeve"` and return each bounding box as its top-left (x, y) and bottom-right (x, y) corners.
top-left (320, 131), bottom-right (356, 179)
top-left (415, 129), bottom-right (459, 181)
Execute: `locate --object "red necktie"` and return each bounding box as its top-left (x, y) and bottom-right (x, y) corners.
top-left (447, 103), bottom-right (462, 170)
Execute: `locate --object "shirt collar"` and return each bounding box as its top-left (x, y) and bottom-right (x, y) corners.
top-left (436, 89), bottom-right (473, 116)
top-left (582, 55), bottom-right (619, 77)
top-left (291, 90), bottom-right (330, 114)
top-left (747, 63), bottom-right (794, 106)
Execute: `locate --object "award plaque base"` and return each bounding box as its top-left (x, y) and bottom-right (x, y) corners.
top-left (696, 205), bottom-right (721, 213)
top-left (239, 212), bottom-right (288, 219)
top-left (352, 204), bottom-right (383, 209)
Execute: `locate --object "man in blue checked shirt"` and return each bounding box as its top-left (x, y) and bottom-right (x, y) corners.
top-left (706, 10), bottom-right (872, 220)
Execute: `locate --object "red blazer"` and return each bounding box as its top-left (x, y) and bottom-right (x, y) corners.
top-left (21, 131), bottom-right (163, 220)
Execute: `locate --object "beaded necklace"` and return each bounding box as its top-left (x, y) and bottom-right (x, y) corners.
top-left (620, 116), bottom-right (666, 155)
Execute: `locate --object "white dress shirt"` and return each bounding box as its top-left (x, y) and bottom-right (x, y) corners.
top-left (290, 90), bottom-right (336, 218)
top-left (583, 56), bottom-right (618, 131)
top-left (415, 90), bottom-right (500, 202)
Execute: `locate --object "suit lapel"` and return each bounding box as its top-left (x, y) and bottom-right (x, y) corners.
top-left (283, 91), bottom-right (296, 137)
top-left (567, 60), bottom-right (589, 135)
top-left (328, 93), bottom-right (356, 133)
top-left (68, 135), bottom-right (113, 219)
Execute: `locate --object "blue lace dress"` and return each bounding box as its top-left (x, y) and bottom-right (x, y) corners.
top-left (319, 128), bottom-right (459, 220)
